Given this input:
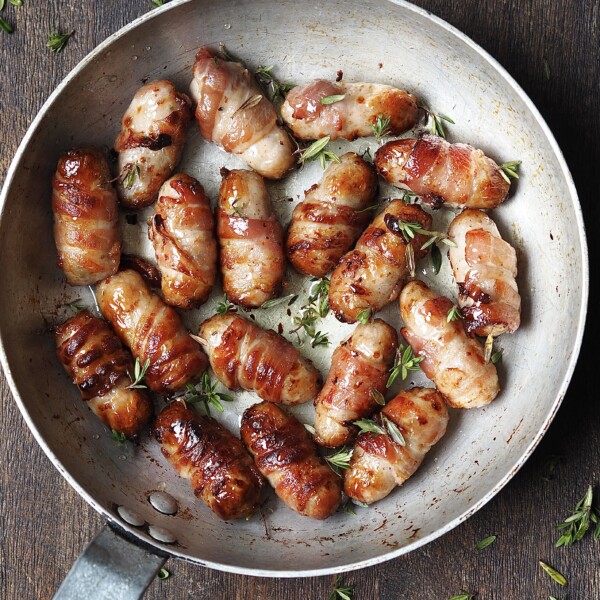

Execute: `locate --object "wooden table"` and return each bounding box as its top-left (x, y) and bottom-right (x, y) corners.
top-left (0, 1), bottom-right (597, 598)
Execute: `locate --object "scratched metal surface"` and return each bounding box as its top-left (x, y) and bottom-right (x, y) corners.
top-left (0, 0), bottom-right (587, 577)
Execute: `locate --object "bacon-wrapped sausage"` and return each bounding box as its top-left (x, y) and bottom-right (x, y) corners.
top-left (344, 387), bottom-right (448, 505)
top-left (115, 80), bottom-right (192, 209)
top-left (281, 79), bottom-right (418, 141)
top-left (448, 209), bottom-right (521, 336)
top-left (240, 402), bottom-right (342, 519)
top-left (286, 152), bottom-right (378, 277)
top-left (52, 148), bottom-right (121, 286)
top-left (190, 48), bottom-right (295, 180)
top-left (217, 168), bottom-right (285, 308)
top-left (314, 319), bottom-right (398, 448)
top-left (374, 135), bottom-right (510, 209)
top-left (148, 173), bottom-right (217, 309)
top-left (154, 401), bottom-right (263, 520)
top-left (448, 209), bottom-right (521, 337)
top-left (399, 280), bottom-right (499, 408)
top-left (97, 269), bottom-right (207, 395)
top-left (199, 314), bottom-right (321, 405)
top-left (55, 311), bottom-right (152, 438)
top-left (329, 200), bottom-right (432, 323)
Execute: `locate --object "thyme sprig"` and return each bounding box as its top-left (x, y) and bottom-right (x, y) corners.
top-left (328, 577), bottom-right (354, 600)
top-left (421, 105), bottom-right (454, 138)
top-left (215, 294), bottom-right (236, 315)
top-left (370, 113), bottom-right (391, 143)
top-left (255, 65), bottom-right (295, 104)
top-left (356, 308), bottom-right (372, 326)
top-left (111, 429), bottom-right (126, 446)
top-left (447, 305), bottom-right (463, 322)
top-left (291, 278), bottom-right (330, 347)
top-left (325, 447), bottom-right (353, 474)
top-left (498, 160), bottom-right (522, 183)
top-left (297, 136), bottom-right (340, 169)
top-left (126, 358), bottom-right (150, 389)
top-left (355, 415), bottom-right (405, 446)
top-left (387, 344), bottom-right (424, 388)
top-left (308, 277), bottom-right (330, 318)
top-left (260, 294), bottom-right (298, 310)
top-left (120, 163), bottom-right (141, 189)
top-left (68, 299), bottom-right (86, 313)
top-left (183, 373), bottom-right (233, 415)
top-left (384, 217), bottom-right (456, 250)
top-left (556, 485), bottom-right (600, 547)
top-left (47, 29), bottom-right (74, 53)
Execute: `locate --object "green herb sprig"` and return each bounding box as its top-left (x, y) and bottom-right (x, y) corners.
top-left (47, 29), bottom-right (74, 53)
top-left (325, 447), bottom-right (353, 474)
top-left (370, 113), bottom-right (391, 143)
top-left (385, 217), bottom-right (456, 250)
top-left (421, 105), bottom-right (455, 138)
top-left (111, 429), bottom-right (126, 446)
top-left (328, 577), bottom-right (354, 600)
top-left (120, 163), bottom-right (141, 189)
top-left (291, 277), bottom-right (330, 347)
top-left (498, 160), bottom-right (522, 184)
top-left (556, 485), bottom-right (600, 547)
top-left (355, 415), bottom-right (405, 446)
top-left (297, 136), bottom-right (340, 170)
top-left (255, 65), bottom-right (295, 104)
top-left (356, 308), bottom-right (372, 326)
top-left (447, 305), bottom-right (463, 322)
top-left (387, 344), bottom-right (424, 388)
top-left (215, 294), bottom-right (236, 315)
top-left (126, 358), bottom-right (150, 389)
top-left (183, 373), bottom-right (233, 416)
top-left (260, 294), bottom-right (298, 310)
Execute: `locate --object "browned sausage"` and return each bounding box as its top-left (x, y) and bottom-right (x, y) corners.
top-left (55, 311), bottom-right (152, 438)
top-left (154, 401), bottom-right (264, 520)
top-left (240, 401), bottom-right (342, 519)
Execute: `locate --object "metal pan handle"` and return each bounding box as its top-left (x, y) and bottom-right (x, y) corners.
top-left (53, 524), bottom-right (167, 600)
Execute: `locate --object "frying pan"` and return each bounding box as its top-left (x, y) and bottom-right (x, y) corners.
top-left (0, 0), bottom-right (588, 597)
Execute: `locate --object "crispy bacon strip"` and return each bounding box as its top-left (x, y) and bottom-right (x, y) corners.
top-left (149, 173), bottom-right (217, 309)
top-left (96, 269), bottom-right (207, 395)
top-left (448, 209), bottom-right (521, 336)
top-left (55, 311), bottom-right (152, 438)
top-left (399, 280), bottom-right (500, 408)
top-left (52, 147), bottom-right (121, 286)
top-left (190, 48), bottom-right (295, 180)
top-left (154, 401), bottom-right (263, 520)
top-left (199, 314), bottom-right (322, 405)
top-left (374, 135), bottom-right (510, 209)
top-left (217, 168), bottom-right (285, 308)
top-left (344, 387), bottom-right (448, 505)
top-left (286, 152), bottom-right (378, 277)
top-left (281, 79), bottom-right (418, 141)
top-left (115, 80), bottom-right (192, 209)
top-left (329, 200), bottom-right (432, 323)
top-left (313, 319), bottom-right (398, 448)
top-left (240, 401), bottom-right (342, 519)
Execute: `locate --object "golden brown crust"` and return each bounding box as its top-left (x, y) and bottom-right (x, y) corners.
top-left (154, 401), bottom-right (263, 520)
top-left (240, 401), bottom-right (342, 519)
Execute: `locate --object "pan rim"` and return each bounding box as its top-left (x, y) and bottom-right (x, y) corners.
top-left (0, 0), bottom-right (589, 577)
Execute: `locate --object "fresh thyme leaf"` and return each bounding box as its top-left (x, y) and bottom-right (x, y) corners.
top-left (47, 29), bottom-right (74, 53)
top-left (539, 561), bottom-right (567, 586)
top-left (421, 105), bottom-right (454, 138)
top-left (354, 204), bottom-right (379, 214)
top-left (157, 567), bottom-right (170, 580)
top-left (328, 576), bottom-right (354, 600)
top-left (343, 500), bottom-right (356, 515)
top-left (127, 358), bottom-right (150, 389)
top-left (447, 305), bottom-right (463, 322)
top-left (233, 94), bottom-right (263, 116)
top-left (491, 349), bottom-right (503, 364)
top-left (382, 414), bottom-right (405, 446)
top-left (370, 113), bottom-right (391, 143)
top-left (9, 0), bottom-right (23, 6)
top-left (320, 94), bottom-right (346, 105)
top-left (449, 593), bottom-right (474, 600)
top-left (383, 216), bottom-right (456, 249)
top-left (356, 308), bottom-right (372, 326)
top-left (311, 331), bottom-right (330, 348)
top-left (291, 278), bottom-right (330, 347)
top-left (475, 535), bottom-right (497, 550)
top-left (354, 418), bottom-right (385, 436)
top-left (370, 387), bottom-right (386, 406)
top-left (260, 294), bottom-right (298, 309)
top-left (68, 299), bottom-right (87, 313)
top-left (308, 277), bottom-right (330, 317)
top-left (325, 447), bottom-right (353, 472)
top-left (184, 373), bottom-right (233, 415)
top-left (0, 16), bottom-right (13, 33)
top-left (304, 423), bottom-right (317, 435)
top-left (431, 243), bottom-right (442, 274)
top-left (255, 65), bottom-right (295, 104)
top-left (499, 160), bottom-right (522, 184)
top-left (120, 163), bottom-right (141, 189)
top-left (151, 0), bottom-right (165, 7)
top-left (111, 429), bottom-right (126, 446)
top-left (555, 485), bottom-right (600, 547)
top-left (398, 189), bottom-right (420, 204)
top-left (297, 136), bottom-right (340, 169)
top-left (215, 294), bottom-right (236, 315)
top-left (386, 344), bottom-right (424, 388)
top-left (484, 333), bottom-right (494, 363)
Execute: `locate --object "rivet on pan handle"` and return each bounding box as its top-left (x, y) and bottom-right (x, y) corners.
top-left (53, 524), bottom-right (167, 600)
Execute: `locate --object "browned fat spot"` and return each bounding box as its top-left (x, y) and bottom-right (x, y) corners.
top-left (378, 63), bottom-right (383, 69)
top-left (356, 96), bottom-right (365, 104)
top-left (336, 70), bottom-right (343, 82)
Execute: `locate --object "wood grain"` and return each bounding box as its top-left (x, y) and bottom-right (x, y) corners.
top-left (0, 0), bottom-right (598, 598)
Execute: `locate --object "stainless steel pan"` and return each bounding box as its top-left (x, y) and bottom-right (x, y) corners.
top-left (0, 0), bottom-right (588, 597)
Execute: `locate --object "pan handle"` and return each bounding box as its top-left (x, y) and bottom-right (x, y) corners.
top-left (53, 524), bottom-right (167, 600)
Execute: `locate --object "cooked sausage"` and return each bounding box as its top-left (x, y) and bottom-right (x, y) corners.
top-left (115, 80), bottom-right (192, 209)
top-left (314, 319), bottom-right (398, 448)
top-left (374, 135), bottom-right (510, 209)
top-left (344, 387), bottom-right (448, 505)
top-left (148, 173), bottom-right (217, 309)
top-left (199, 314), bottom-right (322, 405)
top-left (55, 311), bottom-right (152, 438)
top-left (286, 152), bottom-right (378, 277)
top-left (190, 48), bottom-right (295, 180)
top-left (154, 401), bottom-right (263, 520)
top-left (448, 209), bottom-right (521, 336)
top-left (329, 200), bottom-right (432, 323)
top-left (399, 280), bottom-right (500, 408)
top-left (281, 79), bottom-right (418, 141)
top-left (52, 148), bottom-right (121, 286)
top-left (240, 401), bottom-right (342, 519)
top-left (217, 168), bottom-right (285, 308)
top-left (97, 269), bottom-right (207, 395)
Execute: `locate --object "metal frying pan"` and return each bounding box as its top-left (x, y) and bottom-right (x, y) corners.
top-left (0, 0), bottom-right (588, 597)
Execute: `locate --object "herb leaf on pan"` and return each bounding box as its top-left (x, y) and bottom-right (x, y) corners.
top-left (421, 105), bottom-right (454, 138)
top-left (498, 160), bottom-right (521, 183)
top-left (260, 294), bottom-right (298, 310)
top-left (325, 447), bottom-right (353, 473)
top-left (184, 373), bottom-right (233, 415)
top-left (297, 136), bottom-right (340, 170)
top-left (447, 305), bottom-right (463, 322)
top-left (215, 294), bottom-right (236, 315)
top-left (370, 113), bottom-right (391, 143)
top-left (255, 65), bottom-right (295, 104)
top-left (126, 358), bottom-right (150, 389)
top-left (320, 94), bottom-right (345, 105)
top-left (387, 344), bottom-right (424, 388)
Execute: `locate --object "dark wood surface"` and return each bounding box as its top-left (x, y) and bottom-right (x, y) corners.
top-left (0, 1), bottom-right (598, 598)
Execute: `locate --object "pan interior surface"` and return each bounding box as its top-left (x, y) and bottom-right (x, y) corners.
top-left (0, 0), bottom-right (586, 576)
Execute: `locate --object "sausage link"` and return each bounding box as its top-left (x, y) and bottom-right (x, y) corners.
top-left (55, 311), bottom-right (152, 438)
top-left (199, 314), bottom-right (322, 405)
top-left (52, 147), bottom-right (121, 286)
top-left (240, 401), bottom-right (342, 519)
top-left (154, 401), bottom-right (263, 520)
